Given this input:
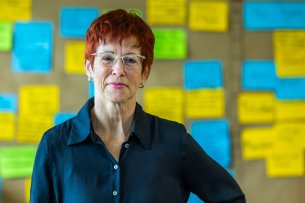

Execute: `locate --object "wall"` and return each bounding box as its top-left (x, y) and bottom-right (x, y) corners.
top-left (0, 0), bottom-right (304, 203)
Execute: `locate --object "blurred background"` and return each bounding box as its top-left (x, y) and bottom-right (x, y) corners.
top-left (0, 0), bottom-right (305, 202)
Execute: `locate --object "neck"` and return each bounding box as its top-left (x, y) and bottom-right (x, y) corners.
top-left (91, 98), bottom-right (136, 141)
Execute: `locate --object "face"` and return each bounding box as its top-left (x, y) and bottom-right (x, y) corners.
top-left (85, 37), bottom-right (148, 104)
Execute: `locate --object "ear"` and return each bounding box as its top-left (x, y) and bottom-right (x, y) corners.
top-left (85, 60), bottom-right (93, 77)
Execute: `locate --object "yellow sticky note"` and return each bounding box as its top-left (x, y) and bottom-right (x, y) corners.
top-left (275, 100), bottom-right (305, 121)
top-left (144, 87), bottom-right (184, 124)
top-left (19, 85), bottom-right (60, 115)
top-left (17, 114), bottom-right (54, 143)
top-left (25, 178), bottom-right (31, 203)
top-left (238, 92), bottom-right (275, 124)
top-left (0, 0), bottom-right (32, 22)
top-left (266, 149), bottom-right (304, 177)
top-left (189, 0), bottom-right (229, 32)
top-left (185, 88), bottom-right (224, 118)
top-left (65, 41), bottom-right (86, 74)
top-left (0, 112), bottom-right (15, 141)
top-left (274, 31), bottom-right (305, 77)
top-left (147, 0), bottom-right (186, 25)
top-left (273, 122), bottom-right (305, 150)
top-left (0, 22), bottom-right (13, 51)
top-left (241, 127), bottom-right (274, 160)
top-left (0, 146), bottom-right (36, 178)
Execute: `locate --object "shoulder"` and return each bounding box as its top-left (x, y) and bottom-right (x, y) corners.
top-left (42, 117), bottom-right (75, 146)
top-left (149, 114), bottom-right (186, 133)
top-left (145, 113), bottom-right (188, 142)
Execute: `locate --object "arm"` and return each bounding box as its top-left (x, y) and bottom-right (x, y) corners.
top-left (180, 133), bottom-right (246, 203)
top-left (30, 134), bottom-right (54, 203)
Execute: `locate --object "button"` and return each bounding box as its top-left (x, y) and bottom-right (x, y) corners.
top-left (114, 165), bottom-right (118, 170)
top-left (113, 191), bottom-right (118, 196)
top-left (124, 143), bottom-right (129, 148)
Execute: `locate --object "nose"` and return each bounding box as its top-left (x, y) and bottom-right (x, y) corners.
top-left (112, 58), bottom-right (125, 77)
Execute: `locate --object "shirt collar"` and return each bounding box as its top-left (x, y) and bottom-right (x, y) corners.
top-left (67, 98), bottom-right (151, 149)
top-left (67, 98), bottom-right (93, 146)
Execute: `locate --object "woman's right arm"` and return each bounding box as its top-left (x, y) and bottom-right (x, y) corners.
top-left (30, 134), bottom-right (54, 203)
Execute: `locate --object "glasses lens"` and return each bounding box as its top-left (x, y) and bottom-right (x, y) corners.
top-left (123, 55), bottom-right (141, 67)
top-left (100, 53), bottom-right (116, 66)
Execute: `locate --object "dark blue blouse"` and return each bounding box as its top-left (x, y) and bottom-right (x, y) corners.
top-left (30, 98), bottom-right (245, 203)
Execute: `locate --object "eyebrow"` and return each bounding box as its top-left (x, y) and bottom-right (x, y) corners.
top-left (96, 51), bottom-right (139, 55)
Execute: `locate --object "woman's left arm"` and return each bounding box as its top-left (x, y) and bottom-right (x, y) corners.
top-left (179, 132), bottom-right (246, 203)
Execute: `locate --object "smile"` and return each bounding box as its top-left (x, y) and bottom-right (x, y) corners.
top-left (107, 82), bottom-right (127, 89)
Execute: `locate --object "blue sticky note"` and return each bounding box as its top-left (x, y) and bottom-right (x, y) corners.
top-left (184, 60), bottom-right (223, 90)
top-left (0, 94), bottom-right (17, 112)
top-left (188, 193), bottom-right (204, 203)
top-left (276, 78), bottom-right (305, 100)
top-left (191, 119), bottom-right (231, 168)
top-left (54, 112), bottom-right (76, 125)
top-left (242, 60), bottom-right (278, 90)
top-left (88, 81), bottom-right (94, 98)
top-left (60, 7), bottom-right (99, 38)
top-left (244, 2), bottom-right (305, 30)
top-left (12, 22), bottom-right (53, 73)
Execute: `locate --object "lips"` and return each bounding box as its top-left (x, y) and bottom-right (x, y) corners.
top-left (107, 82), bottom-right (127, 89)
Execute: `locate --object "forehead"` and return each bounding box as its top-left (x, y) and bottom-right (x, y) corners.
top-left (96, 36), bottom-right (140, 53)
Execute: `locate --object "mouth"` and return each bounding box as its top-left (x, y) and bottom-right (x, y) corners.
top-left (107, 82), bottom-right (128, 89)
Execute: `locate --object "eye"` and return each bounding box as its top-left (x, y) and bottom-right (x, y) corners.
top-left (101, 54), bottom-right (115, 63)
top-left (123, 55), bottom-right (138, 65)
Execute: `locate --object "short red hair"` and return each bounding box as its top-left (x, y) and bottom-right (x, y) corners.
top-left (85, 9), bottom-right (155, 76)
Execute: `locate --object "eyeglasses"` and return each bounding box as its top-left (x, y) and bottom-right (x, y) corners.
top-left (91, 52), bottom-right (145, 69)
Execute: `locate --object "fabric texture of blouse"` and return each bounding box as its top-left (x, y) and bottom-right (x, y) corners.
top-left (30, 98), bottom-right (246, 203)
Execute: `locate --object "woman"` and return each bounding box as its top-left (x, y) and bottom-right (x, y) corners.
top-left (30, 9), bottom-right (246, 203)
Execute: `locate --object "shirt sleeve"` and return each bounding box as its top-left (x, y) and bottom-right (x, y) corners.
top-left (179, 132), bottom-right (246, 203)
top-left (30, 133), bottom-right (55, 203)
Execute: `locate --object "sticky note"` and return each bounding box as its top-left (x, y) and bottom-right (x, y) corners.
top-left (25, 178), bottom-right (31, 203)
top-left (188, 193), bottom-right (203, 203)
top-left (273, 122), bottom-right (305, 150)
top-left (54, 112), bottom-right (76, 125)
top-left (65, 41), bottom-right (86, 74)
top-left (244, 2), bottom-right (305, 30)
top-left (19, 85), bottom-right (59, 115)
top-left (238, 92), bottom-right (275, 124)
top-left (189, 0), bottom-right (229, 32)
top-left (0, 146), bottom-right (36, 178)
top-left (0, 113), bottom-right (15, 141)
top-left (185, 89), bottom-right (225, 118)
top-left (274, 31), bottom-right (305, 77)
top-left (276, 78), bottom-right (305, 100)
top-left (266, 150), bottom-right (304, 177)
top-left (242, 60), bottom-right (277, 90)
top-left (12, 22), bottom-right (53, 73)
top-left (17, 114), bottom-right (54, 143)
top-left (144, 87), bottom-right (184, 124)
top-left (275, 101), bottom-right (305, 121)
top-left (0, 22), bottom-right (12, 51)
top-left (184, 60), bottom-right (223, 90)
top-left (147, 0), bottom-right (186, 25)
top-left (191, 119), bottom-right (231, 167)
top-left (88, 81), bottom-right (94, 98)
top-left (0, 94), bottom-right (17, 112)
top-left (241, 127), bottom-right (274, 160)
top-left (0, 0), bottom-right (32, 22)
top-left (153, 28), bottom-right (187, 59)
top-left (60, 7), bottom-right (99, 38)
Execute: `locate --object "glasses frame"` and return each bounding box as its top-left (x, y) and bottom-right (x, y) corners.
top-left (91, 52), bottom-right (146, 69)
